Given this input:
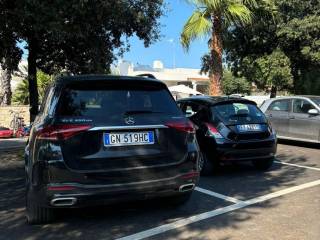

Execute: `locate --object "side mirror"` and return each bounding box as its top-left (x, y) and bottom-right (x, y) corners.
top-left (308, 109), bottom-right (319, 115)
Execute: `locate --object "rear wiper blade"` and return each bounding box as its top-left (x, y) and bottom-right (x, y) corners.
top-left (124, 110), bottom-right (164, 115)
top-left (230, 113), bottom-right (249, 117)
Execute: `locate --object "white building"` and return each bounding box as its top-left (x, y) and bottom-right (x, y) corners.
top-left (2, 59), bottom-right (210, 94)
top-left (117, 60), bottom-right (210, 94)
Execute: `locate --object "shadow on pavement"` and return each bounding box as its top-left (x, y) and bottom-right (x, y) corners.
top-left (0, 138), bottom-right (27, 151)
top-left (198, 154), bottom-right (313, 201)
top-left (0, 146), bottom-right (317, 240)
top-left (0, 150), bottom-right (227, 240)
top-left (278, 139), bottom-right (320, 149)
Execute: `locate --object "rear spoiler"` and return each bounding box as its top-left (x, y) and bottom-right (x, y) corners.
top-left (212, 98), bottom-right (257, 107)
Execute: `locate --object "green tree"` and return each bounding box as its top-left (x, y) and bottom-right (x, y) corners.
top-left (0, 0), bottom-right (22, 105)
top-left (12, 79), bottom-right (29, 105)
top-left (7, 0), bottom-right (163, 120)
top-left (299, 69), bottom-right (320, 95)
top-left (225, 0), bottom-right (320, 94)
top-left (221, 70), bottom-right (251, 95)
top-left (37, 71), bottom-right (53, 101)
top-left (277, 14), bottom-right (320, 93)
top-left (242, 49), bottom-right (293, 97)
top-left (181, 0), bottom-right (258, 96)
top-left (12, 71), bottom-right (53, 105)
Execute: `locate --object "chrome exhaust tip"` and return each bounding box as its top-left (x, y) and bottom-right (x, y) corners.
top-left (179, 183), bottom-right (195, 192)
top-left (50, 197), bottom-right (77, 207)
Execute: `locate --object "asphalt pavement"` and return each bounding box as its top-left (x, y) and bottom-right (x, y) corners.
top-left (0, 141), bottom-right (319, 240)
top-left (0, 138), bottom-right (27, 151)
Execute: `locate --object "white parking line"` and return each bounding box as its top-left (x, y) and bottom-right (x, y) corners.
top-left (275, 161), bottom-right (320, 171)
top-left (116, 179), bottom-right (320, 240)
top-left (195, 187), bottom-right (243, 203)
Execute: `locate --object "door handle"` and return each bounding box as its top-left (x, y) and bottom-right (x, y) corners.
top-left (289, 116), bottom-right (295, 120)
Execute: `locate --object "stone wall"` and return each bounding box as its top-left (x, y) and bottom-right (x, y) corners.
top-left (0, 106), bottom-right (30, 128)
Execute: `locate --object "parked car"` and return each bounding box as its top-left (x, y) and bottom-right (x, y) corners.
top-left (25, 75), bottom-right (200, 224)
top-left (260, 96), bottom-right (320, 143)
top-left (177, 96), bottom-right (277, 175)
top-left (0, 127), bottom-right (13, 138)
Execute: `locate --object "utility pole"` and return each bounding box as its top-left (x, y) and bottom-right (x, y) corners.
top-left (168, 39), bottom-right (176, 69)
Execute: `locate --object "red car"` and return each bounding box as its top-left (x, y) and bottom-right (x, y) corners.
top-left (0, 127), bottom-right (13, 138)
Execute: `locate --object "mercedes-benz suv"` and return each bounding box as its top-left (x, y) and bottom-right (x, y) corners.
top-left (25, 75), bottom-right (200, 224)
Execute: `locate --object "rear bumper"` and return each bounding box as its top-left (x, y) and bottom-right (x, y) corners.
top-left (27, 141), bottom-right (200, 208)
top-left (30, 173), bottom-right (199, 208)
top-left (217, 147), bottom-right (276, 161)
top-left (215, 138), bottom-right (277, 162)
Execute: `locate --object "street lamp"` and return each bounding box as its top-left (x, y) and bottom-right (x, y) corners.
top-left (167, 38), bottom-right (176, 69)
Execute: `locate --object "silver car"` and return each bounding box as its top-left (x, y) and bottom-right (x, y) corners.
top-left (260, 96), bottom-right (320, 143)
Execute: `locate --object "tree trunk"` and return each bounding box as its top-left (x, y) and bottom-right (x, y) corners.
top-left (209, 14), bottom-right (223, 96)
top-left (291, 63), bottom-right (302, 95)
top-left (270, 85), bottom-right (277, 98)
top-left (0, 66), bottom-right (12, 106)
top-left (28, 38), bottom-right (39, 122)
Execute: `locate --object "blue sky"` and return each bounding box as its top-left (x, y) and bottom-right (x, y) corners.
top-left (19, 0), bottom-right (208, 69)
top-left (122, 0), bottom-right (209, 69)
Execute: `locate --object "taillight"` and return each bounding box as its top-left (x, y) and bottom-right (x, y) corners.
top-left (180, 171), bottom-right (200, 179)
top-left (166, 120), bottom-right (195, 133)
top-left (47, 185), bottom-right (77, 191)
top-left (36, 124), bottom-right (91, 141)
top-left (205, 123), bottom-right (224, 139)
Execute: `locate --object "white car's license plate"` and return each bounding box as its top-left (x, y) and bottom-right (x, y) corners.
top-left (103, 131), bottom-right (154, 147)
top-left (237, 124), bottom-right (262, 132)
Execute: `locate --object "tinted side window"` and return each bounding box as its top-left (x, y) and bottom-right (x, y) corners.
top-left (268, 100), bottom-right (290, 112)
top-left (180, 102), bottom-right (200, 117)
top-left (293, 99), bottom-right (314, 114)
top-left (39, 86), bottom-right (52, 114)
top-left (194, 108), bottom-right (210, 122)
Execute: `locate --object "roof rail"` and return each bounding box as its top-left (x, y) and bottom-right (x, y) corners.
top-left (136, 74), bottom-right (157, 79)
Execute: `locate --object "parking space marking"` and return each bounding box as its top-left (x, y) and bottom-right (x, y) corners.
top-left (195, 187), bottom-right (243, 203)
top-left (117, 179), bottom-right (320, 240)
top-left (275, 160), bottom-right (320, 171)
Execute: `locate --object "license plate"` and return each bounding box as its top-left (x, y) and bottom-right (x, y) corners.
top-left (103, 131), bottom-right (154, 147)
top-left (237, 124), bottom-right (261, 132)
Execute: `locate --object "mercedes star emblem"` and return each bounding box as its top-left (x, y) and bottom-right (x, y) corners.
top-left (124, 116), bottom-right (135, 125)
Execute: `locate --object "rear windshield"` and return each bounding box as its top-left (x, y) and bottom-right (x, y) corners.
top-left (211, 102), bottom-right (266, 125)
top-left (56, 83), bottom-right (182, 121)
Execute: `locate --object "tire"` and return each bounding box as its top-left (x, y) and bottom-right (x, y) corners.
top-left (26, 189), bottom-right (55, 224)
top-left (252, 158), bottom-right (274, 171)
top-left (199, 152), bottom-right (217, 176)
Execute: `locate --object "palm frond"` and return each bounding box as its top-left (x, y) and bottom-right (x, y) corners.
top-left (225, 3), bottom-right (252, 26)
top-left (242, 0), bottom-right (258, 8)
top-left (181, 10), bottom-right (212, 51)
top-left (185, 0), bottom-right (223, 11)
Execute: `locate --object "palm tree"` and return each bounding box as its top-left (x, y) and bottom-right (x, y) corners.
top-left (181, 0), bottom-right (257, 95)
top-left (0, 66), bottom-right (12, 106)
top-left (12, 71), bottom-right (53, 105)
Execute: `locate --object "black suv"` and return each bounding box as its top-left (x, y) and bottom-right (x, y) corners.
top-left (177, 96), bottom-right (277, 175)
top-left (25, 75), bottom-right (199, 224)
